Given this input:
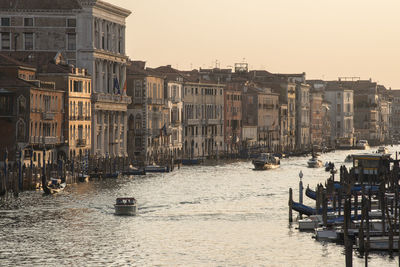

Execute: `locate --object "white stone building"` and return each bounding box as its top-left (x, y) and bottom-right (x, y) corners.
top-left (77, 0), bottom-right (131, 157)
top-left (325, 82), bottom-right (354, 145)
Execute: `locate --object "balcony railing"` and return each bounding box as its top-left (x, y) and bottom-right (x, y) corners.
top-left (92, 93), bottom-right (132, 105)
top-left (29, 136), bottom-right (41, 144)
top-left (147, 98), bottom-right (164, 105)
top-left (187, 119), bottom-right (199, 125)
top-left (42, 136), bottom-right (59, 144)
top-left (42, 112), bottom-right (55, 120)
top-left (207, 119), bottom-right (222, 125)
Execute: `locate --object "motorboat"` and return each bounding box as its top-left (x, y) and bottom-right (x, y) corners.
top-left (145, 165), bottom-right (169, 173)
top-left (315, 227), bottom-right (339, 241)
top-left (114, 197), bottom-right (137, 216)
top-left (356, 140), bottom-right (370, 150)
top-left (122, 165), bottom-right (146, 176)
top-left (43, 178), bottom-right (66, 195)
top-left (307, 154), bottom-right (323, 168)
top-left (252, 153), bottom-right (280, 170)
top-left (298, 215), bottom-right (323, 231)
top-left (344, 154), bottom-right (353, 163)
top-left (377, 146), bottom-right (389, 154)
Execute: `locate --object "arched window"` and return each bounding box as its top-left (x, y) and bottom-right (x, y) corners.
top-left (16, 119), bottom-right (25, 141)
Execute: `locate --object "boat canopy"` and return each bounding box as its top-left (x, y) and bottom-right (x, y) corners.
top-left (116, 198), bottom-right (136, 205)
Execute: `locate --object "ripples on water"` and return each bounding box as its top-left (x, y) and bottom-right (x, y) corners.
top-left (1, 147), bottom-right (400, 266)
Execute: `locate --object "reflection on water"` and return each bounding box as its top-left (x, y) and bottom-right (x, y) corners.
top-left (1, 147), bottom-right (400, 266)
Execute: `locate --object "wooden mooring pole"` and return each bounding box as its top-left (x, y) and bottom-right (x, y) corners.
top-left (289, 188), bottom-right (293, 223)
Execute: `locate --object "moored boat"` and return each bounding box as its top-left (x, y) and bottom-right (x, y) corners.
top-left (356, 140), bottom-right (370, 150)
top-left (122, 166), bottom-right (146, 176)
top-left (114, 197), bottom-right (137, 216)
top-left (307, 154), bottom-right (323, 168)
top-left (145, 165), bottom-right (169, 173)
top-left (252, 153), bottom-right (280, 170)
top-left (43, 178), bottom-right (66, 195)
top-left (376, 146), bottom-right (389, 154)
top-left (298, 215), bottom-right (323, 231)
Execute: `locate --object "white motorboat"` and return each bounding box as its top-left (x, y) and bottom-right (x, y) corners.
top-left (252, 153), bottom-right (280, 170)
top-left (377, 146), bottom-right (389, 154)
top-left (307, 154), bottom-right (323, 168)
top-left (356, 140), bottom-right (370, 150)
top-left (315, 227), bottom-right (339, 241)
top-left (298, 215), bottom-right (322, 230)
top-left (114, 197), bottom-right (137, 216)
top-left (356, 236), bottom-right (399, 251)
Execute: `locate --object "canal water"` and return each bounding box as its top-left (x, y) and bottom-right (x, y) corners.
top-left (1, 147), bottom-right (400, 266)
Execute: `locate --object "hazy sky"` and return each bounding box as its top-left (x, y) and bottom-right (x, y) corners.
top-left (108, 0), bottom-right (400, 88)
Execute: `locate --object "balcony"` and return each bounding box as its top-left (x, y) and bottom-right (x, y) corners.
top-left (207, 119), bottom-right (222, 125)
top-left (69, 115), bottom-right (76, 121)
top-left (147, 98), bottom-right (164, 105)
top-left (92, 93), bottom-right (132, 105)
top-left (76, 139), bottom-right (87, 147)
top-left (85, 116), bottom-right (91, 121)
top-left (42, 112), bottom-right (55, 120)
top-left (29, 136), bottom-right (40, 144)
top-left (264, 104), bottom-right (274, 109)
top-left (42, 136), bottom-right (59, 144)
top-left (187, 119), bottom-right (199, 125)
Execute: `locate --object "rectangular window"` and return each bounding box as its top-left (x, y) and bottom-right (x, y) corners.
top-left (24, 33), bottom-right (33, 50)
top-left (24, 18), bottom-right (34, 27)
top-left (1, 32), bottom-right (10, 50)
top-left (67, 18), bottom-right (76, 27)
top-left (67, 33), bottom-right (76, 50)
top-left (1, 18), bottom-right (10, 26)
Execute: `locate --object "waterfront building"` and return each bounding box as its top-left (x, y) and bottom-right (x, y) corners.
top-left (377, 85), bottom-right (392, 143)
top-left (307, 80), bottom-right (326, 147)
top-left (126, 61), bottom-right (167, 163)
top-left (182, 80), bottom-right (225, 158)
top-left (153, 67), bottom-right (225, 159)
top-left (390, 89), bottom-right (400, 141)
top-left (152, 65), bottom-right (185, 159)
top-left (224, 82), bottom-right (243, 154)
top-left (246, 71), bottom-right (299, 152)
top-left (295, 82), bottom-right (311, 150)
top-left (0, 0), bottom-right (132, 158)
top-left (37, 54), bottom-right (92, 159)
top-left (0, 55), bottom-right (64, 166)
top-left (242, 83), bottom-right (280, 151)
top-left (324, 82), bottom-right (354, 146)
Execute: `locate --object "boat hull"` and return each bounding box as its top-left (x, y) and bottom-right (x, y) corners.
top-left (114, 204), bottom-right (137, 216)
